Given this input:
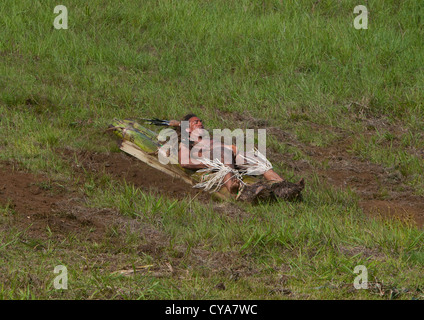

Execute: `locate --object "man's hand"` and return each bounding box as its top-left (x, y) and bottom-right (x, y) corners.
top-left (168, 120), bottom-right (180, 127)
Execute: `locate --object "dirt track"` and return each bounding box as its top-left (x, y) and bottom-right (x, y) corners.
top-left (267, 127), bottom-right (424, 228)
top-left (219, 111), bottom-right (424, 228)
top-left (0, 151), bottom-right (207, 242)
top-left (1, 128), bottom-right (423, 241)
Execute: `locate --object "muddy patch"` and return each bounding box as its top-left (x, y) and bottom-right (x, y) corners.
top-left (222, 109), bottom-right (424, 228)
top-left (359, 199), bottom-right (424, 227)
top-left (310, 136), bottom-right (424, 228)
top-left (268, 124), bottom-right (424, 228)
top-left (60, 148), bottom-right (209, 201)
top-left (0, 161), bottom-right (130, 241)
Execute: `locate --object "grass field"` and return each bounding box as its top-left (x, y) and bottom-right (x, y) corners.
top-left (0, 0), bottom-right (423, 300)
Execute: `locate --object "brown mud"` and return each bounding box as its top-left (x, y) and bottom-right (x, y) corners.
top-left (0, 160), bottom-right (123, 242)
top-left (0, 153), bottom-right (253, 278)
top-left (312, 137), bottom-right (423, 227)
top-left (310, 135), bottom-right (423, 228)
top-left (0, 150), bottom-right (206, 243)
top-left (60, 148), bottom-right (206, 200)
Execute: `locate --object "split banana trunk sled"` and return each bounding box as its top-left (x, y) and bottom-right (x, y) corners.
top-left (107, 119), bottom-right (234, 200)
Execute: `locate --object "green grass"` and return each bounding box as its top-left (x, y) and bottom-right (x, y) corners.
top-left (1, 0), bottom-right (423, 300)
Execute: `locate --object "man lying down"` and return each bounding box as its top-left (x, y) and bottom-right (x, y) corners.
top-left (157, 113), bottom-right (305, 203)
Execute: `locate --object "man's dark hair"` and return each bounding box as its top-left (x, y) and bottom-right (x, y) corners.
top-left (182, 113), bottom-right (197, 121)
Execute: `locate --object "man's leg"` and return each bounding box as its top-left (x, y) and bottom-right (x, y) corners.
top-left (223, 171), bottom-right (240, 193)
top-left (217, 146), bottom-right (240, 194)
top-left (263, 169), bottom-right (284, 182)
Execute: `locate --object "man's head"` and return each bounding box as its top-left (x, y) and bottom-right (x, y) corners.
top-left (182, 113), bottom-right (204, 133)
